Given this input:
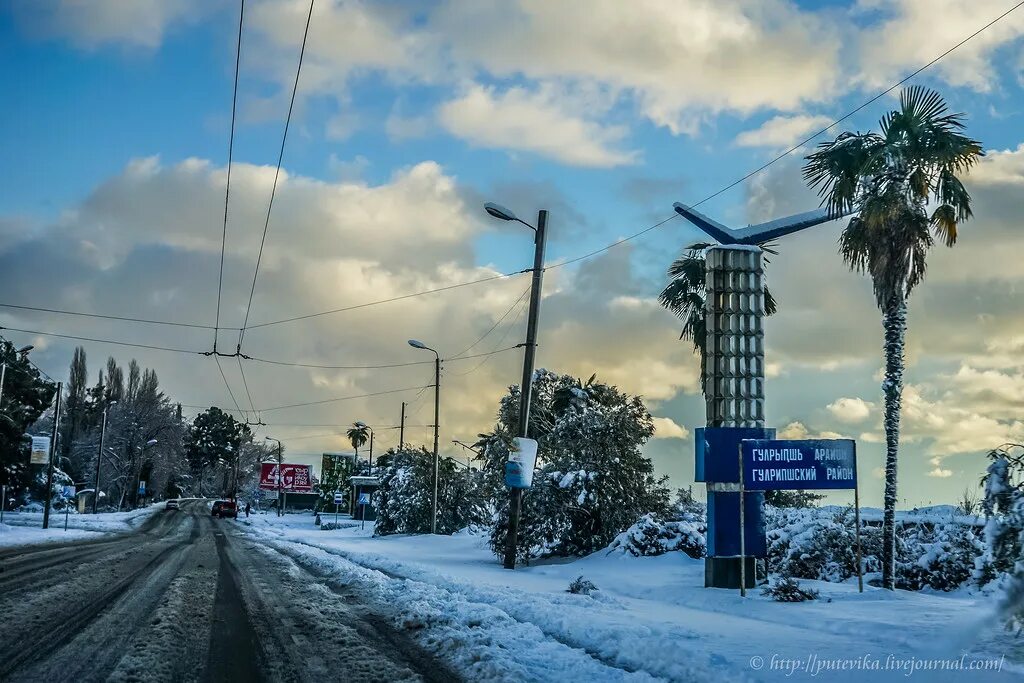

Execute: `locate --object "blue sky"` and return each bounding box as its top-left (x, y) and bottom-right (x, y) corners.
top-left (3, 0), bottom-right (1024, 507)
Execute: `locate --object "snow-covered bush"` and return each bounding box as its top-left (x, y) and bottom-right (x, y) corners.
top-left (608, 513), bottom-right (706, 558)
top-left (481, 371), bottom-right (671, 562)
top-left (976, 445), bottom-right (1024, 630)
top-left (373, 447), bottom-right (488, 536)
top-left (762, 576), bottom-right (819, 602)
top-left (895, 520), bottom-right (983, 591)
top-left (767, 506), bottom-right (881, 582)
top-left (567, 576), bottom-right (599, 595)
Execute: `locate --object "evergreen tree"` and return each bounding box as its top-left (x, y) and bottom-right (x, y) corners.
top-left (481, 371), bottom-right (670, 562)
top-left (60, 346), bottom-right (88, 467)
top-left (0, 342), bottom-right (58, 499)
top-left (184, 407), bottom-right (251, 497)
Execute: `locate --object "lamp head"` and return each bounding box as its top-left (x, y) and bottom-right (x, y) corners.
top-left (17, 345), bottom-right (33, 354)
top-left (354, 421), bottom-right (367, 428)
top-left (407, 339), bottom-right (427, 350)
top-left (484, 202), bottom-right (518, 222)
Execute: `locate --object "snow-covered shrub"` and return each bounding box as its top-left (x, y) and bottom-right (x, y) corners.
top-left (481, 371), bottom-right (671, 562)
top-left (895, 520), bottom-right (983, 591)
top-left (767, 506), bottom-right (881, 582)
top-left (373, 447), bottom-right (488, 536)
top-left (319, 522), bottom-right (344, 531)
top-left (567, 576), bottom-right (598, 595)
top-left (976, 445), bottom-right (1024, 630)
top-left (609, 511), bottom-right (706, 558)
top-left (762, 576), bottom-right (819, 602)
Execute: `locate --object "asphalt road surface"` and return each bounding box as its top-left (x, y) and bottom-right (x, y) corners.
top-left (0, 501), bottom-right (461, 683)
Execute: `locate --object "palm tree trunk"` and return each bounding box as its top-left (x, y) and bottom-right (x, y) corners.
top-left (881, 296), bottom-right (907, 590)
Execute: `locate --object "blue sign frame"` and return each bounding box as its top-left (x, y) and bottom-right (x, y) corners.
top-left (741, 439), bottom-right (857, 491)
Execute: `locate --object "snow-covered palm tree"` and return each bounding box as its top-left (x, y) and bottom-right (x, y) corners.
top-left (802, 86), bottom-right (983, 589)
top-left (659, 243), bottom-right (777, 396)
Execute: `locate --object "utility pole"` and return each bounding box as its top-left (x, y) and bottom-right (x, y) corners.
top-left (399, 402), bottom-right (406, 449)
top-left (504, 209), bottom-right (548, 570)
top-left (92, 401), bottom-right (115, 514)
top-left (42, 382), bottom-right (62, 529)
top-left (431, 354), bottom-right (440, 534)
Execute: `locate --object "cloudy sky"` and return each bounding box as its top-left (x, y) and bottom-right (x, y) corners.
top-left (2, 0), bottom-right (1024, 507)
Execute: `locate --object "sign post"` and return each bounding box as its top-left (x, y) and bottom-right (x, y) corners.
top-left (357, 492), bottom-right (371, 530)
top-left (740, 438), bottom-right (862, 593)
top-left (738, 443), bottom-right (746, 598)
top-left (333, 491), bottom-right (343, 526)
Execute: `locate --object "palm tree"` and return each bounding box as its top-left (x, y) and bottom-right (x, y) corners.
top-left (346, 423), bottom-right (369, 464)
top-left (659, 243), bottom-right (777, 396)
top-left (802, 86), bottom-right (983, 589)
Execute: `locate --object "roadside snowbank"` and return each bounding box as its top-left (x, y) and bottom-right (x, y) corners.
top-left (0, 504), bottom-right (163, 548)
top-left (240, 513), bottom-right (1018, 682)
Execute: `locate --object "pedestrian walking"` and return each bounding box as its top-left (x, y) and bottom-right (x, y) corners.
top-left (244, 501), bottom-right (251, 517)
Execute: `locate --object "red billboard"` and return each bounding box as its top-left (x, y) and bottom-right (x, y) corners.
top-left (259, 463), bottom-right (313, 492)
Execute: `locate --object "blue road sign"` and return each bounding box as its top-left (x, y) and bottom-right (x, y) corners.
top-left (741, 439), bottom-right (857, 490)
top-left (357, 493), bottom-right (371, 505)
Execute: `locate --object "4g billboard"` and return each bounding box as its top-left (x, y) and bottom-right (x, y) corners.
top-left (259, 463), bottom-right (313, 492)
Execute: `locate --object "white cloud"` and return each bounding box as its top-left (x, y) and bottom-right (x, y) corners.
top-left (928, 467), bottom-right (954, 478)
top-left (826, 397), bottom-right (873, 423)
top-left (652, 416), bottom-right (690, 440)
top-left (12, 0), bottom-right (205, 49)
top-left (437, 84), bottom-right (638, 168)
top-left (855, 0), bottom-right (1024, 93)
top-left (735, 114), bottom-right (833, 148)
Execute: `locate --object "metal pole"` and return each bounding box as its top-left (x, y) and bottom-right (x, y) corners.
top-left (368, 429), bottom-right (374, 471)
top-left (431, 354), bottom-right (440, 535)
top-left (1, 484), bottom-right (6, 524)
top-left (43, 382), bottom-right (62, 529)
top-left (277, 444), bottom-right (283, 517)
top-left (739, 442), bottom-right (746, 598)
top-left (855, 480), bottom-right (864, 593)
top-left (399, 402), bottom-right (406, 449)
top-left (0, 362), bottom-right (6, 407)
top-left (92, 406), bottom-right (109, 514)
top-left (504, 209), bottom-right (547, 570)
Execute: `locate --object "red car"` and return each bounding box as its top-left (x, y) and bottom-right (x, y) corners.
top-left (211, 500), bottom-right (238, 519)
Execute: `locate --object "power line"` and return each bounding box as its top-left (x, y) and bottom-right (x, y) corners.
top-left (450, 299), bottom-right (530, 377)
top-left (452, 285), bottom-right (530, 359)
top-left (246, 355), bottom-right (433, 370)
top-left (236, 0), bottom-right (315, 352)
top-left (258, 384), bottom-right (431, 413)
top-left (214, 0), bottom-right (246, 352)
top-left (0, 302), bottom-right (228, 330)
top-left (236, 355), bottom-right (260, 419)
top-left (0, 326), bottom-right (204, 356)
top-left (214, 354), bottom-right (248, 422)
top-left (247, 270), bottom-right (529, 331)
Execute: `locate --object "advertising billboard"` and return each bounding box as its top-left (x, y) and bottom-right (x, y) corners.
top-left (259, 463), bottom-right (313, 492)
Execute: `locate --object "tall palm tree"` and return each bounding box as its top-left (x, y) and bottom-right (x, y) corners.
top-left (659, 243), bottom-right (777, 396)
top-left (347, 423), bottom-right (369, 463)
top-left (802, 86), bottom-right (983, 589)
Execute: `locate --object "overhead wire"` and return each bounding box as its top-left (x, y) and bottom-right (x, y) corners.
top-left (452, 285), bottom-right (530, 359)
top-left (235, 0), bottom-right (315, 353)
top-left (258, 384), bottom-right (432, 413)
top-left (449, 298), bottom-right (530, 377)
top-left (213, 0), bottom-right (246, 352)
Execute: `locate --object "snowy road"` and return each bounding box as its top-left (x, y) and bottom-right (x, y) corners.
top-left (0, 501), bottom-right (460, 683)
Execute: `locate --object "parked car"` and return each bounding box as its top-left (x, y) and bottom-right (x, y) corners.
top-left (165, 499), bottom-right (180, 510)
top-left (211, 500), bottom-right (238, 519)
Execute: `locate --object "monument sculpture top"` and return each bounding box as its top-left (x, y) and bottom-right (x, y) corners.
top-left (673, 202), bottom-right (837, 246)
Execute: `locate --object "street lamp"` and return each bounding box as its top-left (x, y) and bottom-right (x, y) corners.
top-left (408, 339), bottom-right (440, 535)
top-left (0, 344), bottom-right (35, 406)
top-left (265, 436), bottom-right (283, 516)
top-left (92, 400), bottom-right (117, 514)
top-left (484, 201), bottom-right (549, 569)
top-left (354, 421), bottom-right (375, 471)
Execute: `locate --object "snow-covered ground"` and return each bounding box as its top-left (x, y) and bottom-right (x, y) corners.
top-left (0, 503), bottom-right (165, 548)
top-left (239, 512), bottom-right (1020, 682)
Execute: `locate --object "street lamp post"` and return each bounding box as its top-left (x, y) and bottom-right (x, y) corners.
top-left (92, 400), bottom-right (117, 514)
top-left (132, 439), bottom-right (159, 509)
top-left (484, 202), bottom-right (549, 570)
top-left (408, 339), bottom-right (440, 534)
top-left (265, 437), bottom-right (283, 516)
